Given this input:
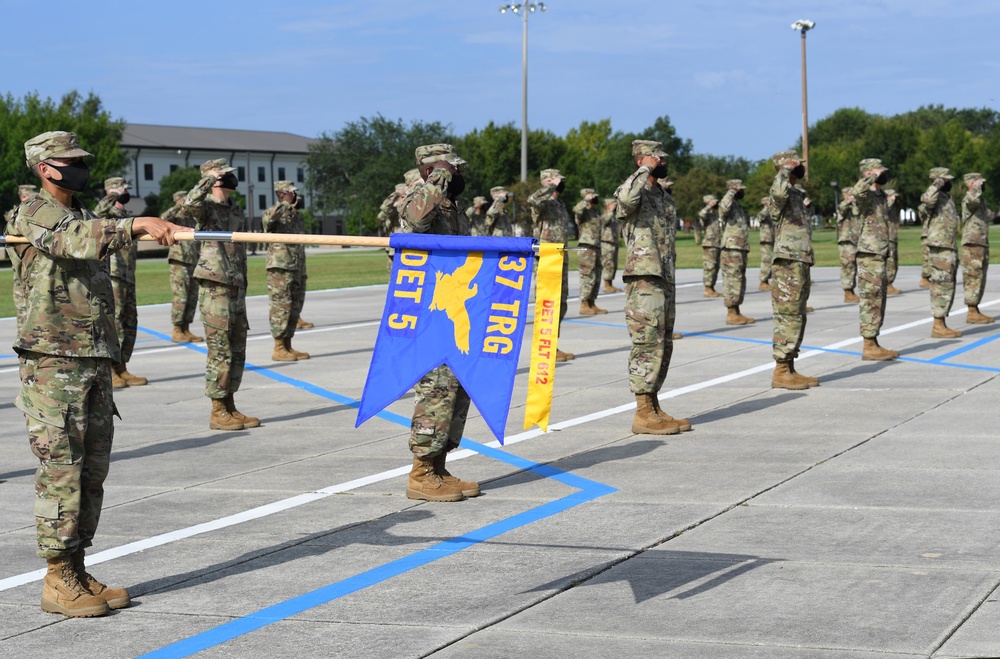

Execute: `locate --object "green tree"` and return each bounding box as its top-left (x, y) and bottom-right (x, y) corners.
top-left (637, 115), bottom-right (694, 174)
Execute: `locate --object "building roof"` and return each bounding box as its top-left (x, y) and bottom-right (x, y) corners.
top-left (122, 123), bottom-right (316, 154)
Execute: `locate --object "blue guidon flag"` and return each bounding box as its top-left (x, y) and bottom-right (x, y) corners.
top-left (356, 234), bottom-right (536, 443)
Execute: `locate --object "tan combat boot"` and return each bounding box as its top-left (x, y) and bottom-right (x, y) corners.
top-left (406, 456), bottom-right (466, 502)
top-left (967, 306), bottom-right (996, 324)
top-left (725, 307), bottom-right (743, 325)
top-left (182, 324), bottom-right (204, 342)
top-left (704, 286), bottom-right (722, 298)
top-left (603, 281), bottom-right (622, 293)
top-left (772, 361), bottom-right (809, 390)
top-left (296, 317), bottom-right (315, 329)
top-left (113, 364), bottom-right (147, 387)
top-left (886, 284), bottom-right (903, 295)
top-left (225, 394), bottom-right (260, 428)
top-left (672, 332), bottom-right (683, 340)
top-left (210, 398), bottom-right (244, 431)
top-left (432, 452), bottom-right (480, 497)
top-left (759, 282), bottom-right (771, 291)
top-left (862, 338), bottom-right (898, 361)
top-left (651, 396), bottom-right (691, 432)
top-left (919, 277), bottom-right (931, 288)
top-left (41, 556), bottom-right (109, 618)
top-left (788, 360), bottom-right (819, 387)
top-left (71, 549), bottom-right (130, 610)
top-left (284, 337), bottom-right (310, 360)
top-left (111, 367), bottom-right (128, 389)
top-left (631, 394), bottom-right (680, 435)
top-left (931, 317), bottom-right (962, 338)
top-left (589, 301), bottom-right (608, 314)
top-left (171, 325), bottom-right (189, 343)
top-left (844, 289), bottom-right (860, 303)
top-left (555, 349), bottom-right (575, 362)
top-left (734, 306), bottom-right (755, 324)
top-left (272, 337), bottom-right (298, 362)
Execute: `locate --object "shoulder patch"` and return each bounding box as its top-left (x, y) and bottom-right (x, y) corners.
top-left (20, 198), bottom-right (71, 229)
top-left (21, 198), bottom-right (46, 217)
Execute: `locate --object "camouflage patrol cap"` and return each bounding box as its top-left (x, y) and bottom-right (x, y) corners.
top-left (24, 131), bottom-right (93, 168)
top-left (770, 149), bottom-right (802, 171)
top-left (883, 188), bottom-right (896, 197)
top-left (274, 180), bottom-right (298, 194)
top-left (603, 197), bottom-right (616, 206)
top-left (760, 197), bottom-right (770, 205)
top-left (540, 168), bottom-right (565, 181)
top-left (172, 190), bottom-right (188, 202)
top-left (632, 140), bottom-right (667, 158)
top-left (490, 186), bottom-right (508, 198)
top-left (703, 195), bottom-right (718, 204)
top-left (414, 143), bottom-right (466, 166)
top-left (859, 158), bottom-right (886, 175)
top-left (726, 179), bottom-right (746, 191)
top-left (657, 178), bottom-right (673, 189)
top-left (104, 176), bottom-right (130, 191)
top-left (841, 187), bottom-right (851, 195)
top-left (964, 172), bottom-right (984, 183)
top-left (473, 196), bottom-right (488, 206)
top-left (929, 167), bottom-right (954, 180)
top-left (403, 168), bottom-right (422, 185)
top-left (199, 158), bottom-right (235, 175)
top-left (18, 184), bottom-right (38, 196)
top-left (394, 183), bottom-right (407, 194)
top-left (580, 188), bottom-right (597, 199)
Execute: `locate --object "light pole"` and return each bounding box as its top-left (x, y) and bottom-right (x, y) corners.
top-left (830, 180), bottom-right (839, 225)
top-left (791, 19), bottom-right (815, 182)
top-left (500, 2), bottom-right (547, 182)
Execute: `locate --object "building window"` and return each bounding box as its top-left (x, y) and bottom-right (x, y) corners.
top-left (257, 166), bottom-right (266, 182)
top-left (169, 164), bottom-right (178, 173)
top-left (237, 166), bottom-right (246, 182)
top-left (297, 167), bottom-right (304, 183)
top-left (278, 167), bottom-right (286, 180)
top-left (143, 163), bottom-right (154, 181)
top-left (258, 194), bottom-right (267, 210)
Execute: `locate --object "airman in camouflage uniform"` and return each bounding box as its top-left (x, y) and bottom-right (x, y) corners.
top-left (7, 184), bottom-right (38, 329)
top-left (918, 185), bottom-right (933, 288)
top-left (485, 186), bottom-right (514, 237)
top-left (7, 131), bottom-right (184, 617)
top-left (600, 197), bottom-right (622, 292)
top-left (162, 190), bottom-right (203, 343)
top-left (573, 188), bottom-right (607, 314)
top-left (920, 167), bottom-right (962, 338)
top-left (719, 179), bottom-right (754, 325)
top-left (757, 197), bottom-right (774, 290)
top-left (699, 194), bottom-right (723, 297)
top-left (529, 168), bottom-right (574, 362)
top-left (884, 188), bottom-right (903, 295)
top-left (768, 150), bottom-right (818, 390)
top-left (960, 173), bottom-right (994, 324)
top-left (850, 158), bottom-right (899, 360)
top-left (614, 140), bottom-right (690, 435)
top-left (263, 180), bottom-right (311, 362)
top-left (378, 182), bottom-right (406, 271)
top-left (837, 187), bottom-right (860, 302)
top-left (465, 196), bottom-right (489, 236)
top-left (397, 144), bottom-right (477, 502)
top-left (185, 158), bottom-right (259, 430)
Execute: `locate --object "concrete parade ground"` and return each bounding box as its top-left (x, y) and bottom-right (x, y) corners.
top-left (1, 264), bottom-right (999, 658)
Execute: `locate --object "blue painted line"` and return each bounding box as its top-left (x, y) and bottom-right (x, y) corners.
top-left (928, 329), bottom-right (1000, 363)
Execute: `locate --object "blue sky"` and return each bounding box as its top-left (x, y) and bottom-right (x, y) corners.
top-left (4, 1), bottom-right (997, 161)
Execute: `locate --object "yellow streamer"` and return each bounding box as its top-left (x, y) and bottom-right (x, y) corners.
top-left (523, 243), bottom-right (564, 431)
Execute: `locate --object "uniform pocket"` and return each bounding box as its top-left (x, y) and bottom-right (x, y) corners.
top-left (34, 497), bottom-right (60, 520)
top-left (15, 385), bottom-right (69, 429)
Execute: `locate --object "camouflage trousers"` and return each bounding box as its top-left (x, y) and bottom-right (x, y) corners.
top-left (887, 241), bottom-right (899, 285)
top-left (267, 268), bottom-right (307, 339)
top-left (111, 276), bottom-right (137, 364)
top-left (601, 240), bottom-right (619, 282)
top-left (578, 243), bottom-right (602, 303)
top-left (838, 242), bottom-right (858, 291)
top-left (921, 236), bottom-right (931, 280)
top-left (409, 364), bottom-right (471, 458)
top-left (928, 246), bottom-right (958, 319)
top-left (198, 281), bottom-right (248, 399)
top-left (856, 253), bottom-right (887, 338)
top-left (702, 247), bottom-right (721, 288)
top-left (771, 258), bottom-right (811, 361)
top-left (721, 248), bottom-right (748, 309)
top-left (17, 353), bottom-right (115, 559)
top-left (624, 275), bottom-right (675, 394)
top-left (760, 243), bottom-right (773, 284)
top-left (169, 260), bottom-right (198, 327)
top-left (961, 244), bottom-right (989, 306)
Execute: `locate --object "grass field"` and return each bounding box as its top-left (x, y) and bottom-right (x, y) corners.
top-left (0, 225), bottom-right (995, 319)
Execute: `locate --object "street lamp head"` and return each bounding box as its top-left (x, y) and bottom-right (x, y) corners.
top-left (830, 181), bottom-right (838, 188)
top-left (791, 19), bottom-right (815, 32)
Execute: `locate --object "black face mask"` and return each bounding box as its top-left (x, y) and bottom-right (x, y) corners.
top-left (46, 160), bottom-right (90, 193)
top-left (447, 173), bottom-right (465, 198)
top-left (940, 181), bottom-right (952, 193)
top-left (651, 164), bottom-right (669, 179)
top-left (117, 191), bottom-right (131, 204)
top-left (791, 165), bottom-right (806, 179)
top-left (734, 190), bottom-right (745, 200)
top-left (555, 181), bottom-right (565, 194)
top-left (218, 173), bottom-right (239, 190)
top-left (875, 171), bottom-right (890, 185)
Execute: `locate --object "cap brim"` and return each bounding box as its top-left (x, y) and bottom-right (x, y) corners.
top-left (446, 156), bottom-right (467, 166)
top-left (52, 147), bottom-right (93, 161)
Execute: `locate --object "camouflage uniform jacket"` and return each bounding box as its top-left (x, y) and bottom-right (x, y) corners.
top-left (757, 208), bottom-right (774, 244)
top-left (918, 185), bottom-right (932, 238)
top-left (465, 207), bottom-right (488, 237)
top-left (378, 190), bottom-right (402, 237)
top-left (886, 196), bottom-right (900, 243)
top-left (600, 207), bottom-right (619, 244)
top-left (485, 198), bottom-right (513, 237)
top-left (572, 200), bottom-right (603, 246)
top-left (5, 188), bottom-right (133, 359)
top-left (614, 164), bottom-right (673, 281)
top-left (528, 185), bottom-right (570, 243)
top-left (921, 186), bottom-right (959, 250)
top-left (95, 195), bottom-right (137, 285)
top-left (163, 203), bottom-right (200, 265)
top-left (961, 189), bottom-right (991, 247)
top-left (699, 205), bottom-right (722, 248)
top-left (185, 175), bottom-right (248, 288)
top-left (719, 190), bottom-right (750, 252)
top-left (768, 168), bottom-right (814, 264)
top-left (663, 191), bottom-right (678, 261)
top-left (850, 176), bottom-right (889, 257)
top-left (398, 169), bottom-right (465, 236)
top-left (262, 201), bottom-right (306, 271)
top-left (836, 197), bottom-right (860, 245)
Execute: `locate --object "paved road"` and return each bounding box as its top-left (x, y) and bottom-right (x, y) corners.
top-left (1, 266), bottom-right (998, 658)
